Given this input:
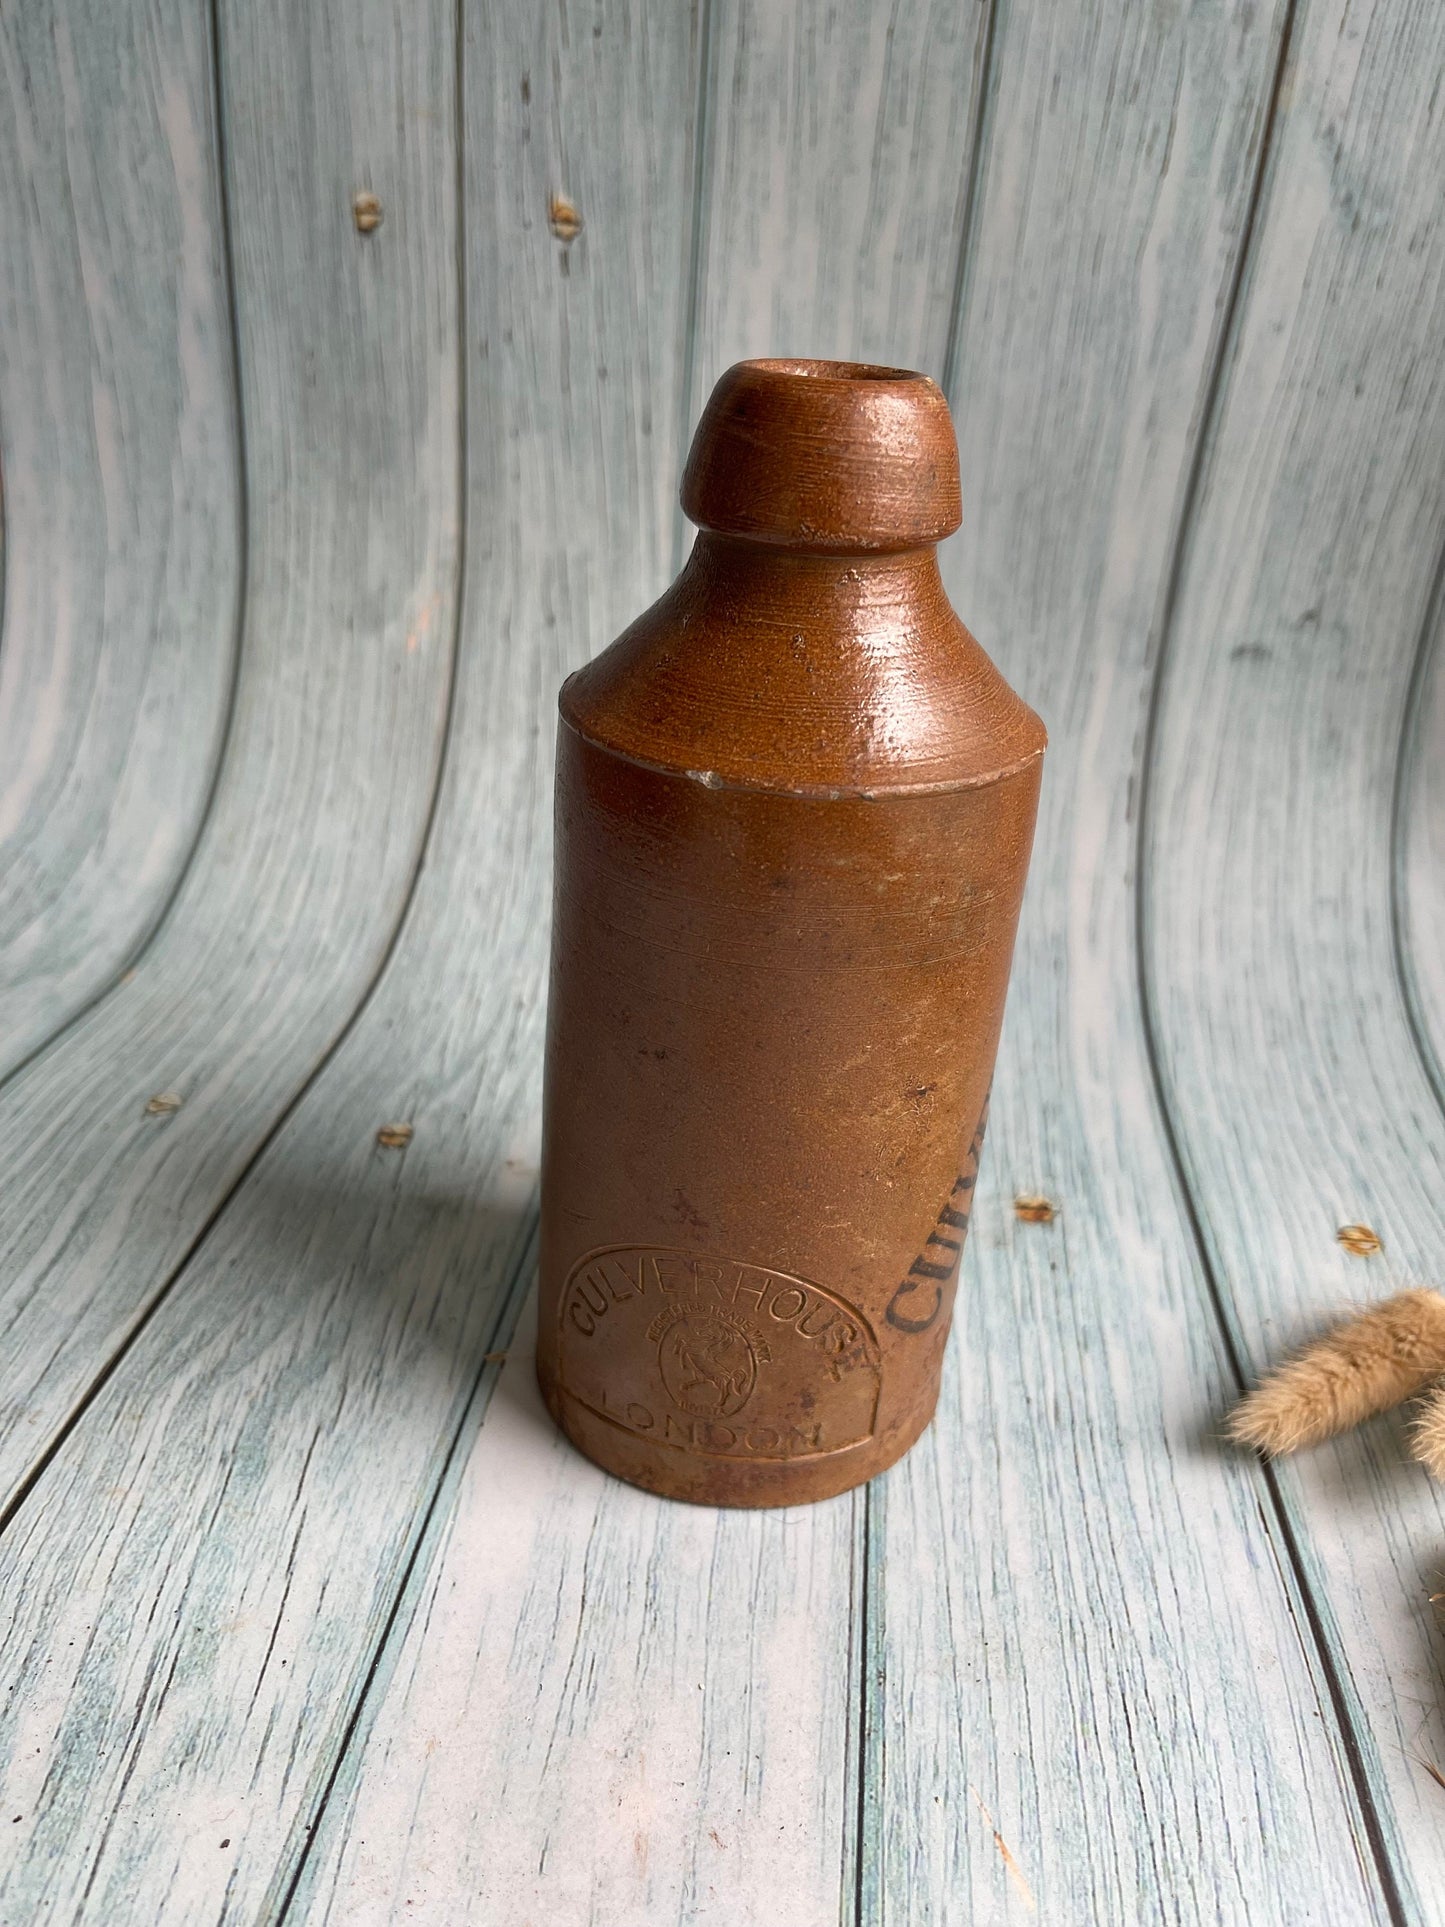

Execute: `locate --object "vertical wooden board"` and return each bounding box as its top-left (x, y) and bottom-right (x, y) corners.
top-left (0, 0), bottom-right (459, 1506)
top-left (298, 1300), bottom-right (859, 1926)
top-left (688, 0), bottom-right (989, 396)
top-left (1397, 592), bottom-right (1445, 1102)
top-left (0, 0), bottom-right (239, 1075)
top-left (870, 1), bottom-right (1388, 1920)
top-left (1143, 0), bottom-right (1445, 1911)
top-left (0, 4), bottom-right (704, 1921)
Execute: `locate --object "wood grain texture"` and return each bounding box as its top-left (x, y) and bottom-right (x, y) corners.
top-left (300, 1298), bottom-right (860, 1927)
top-left (685, 0), bottom-right (990, 422)
top-left (0, 0), bottom-right (460, 1507)
top-left (4, 0), bottom-right (1444, 1918)
top-left (1143, 0), bottom-right (1445, 1913)
top-left (1396, 577), bottom-right (1445, 1107)
top-left (0, 3), bottom-right (699, 1920)
top-left (869, 1), bottom-right (1390, 1919)
top-left (0, 0), bottom-right (240, 1077)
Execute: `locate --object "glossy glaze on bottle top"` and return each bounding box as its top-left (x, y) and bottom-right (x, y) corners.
top-left (680, 358), bottom-right (962, 552)
top-left (561, 359), bottom-right (1046, 798)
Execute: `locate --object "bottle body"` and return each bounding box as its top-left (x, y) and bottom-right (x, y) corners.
top-left (537, 361), bottom-right (1044, 1507)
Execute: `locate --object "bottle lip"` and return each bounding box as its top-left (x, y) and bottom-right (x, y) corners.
top-left (680, 358), bottom-right (962, 552)
top-left (739, 357), bottom-right (931, 383)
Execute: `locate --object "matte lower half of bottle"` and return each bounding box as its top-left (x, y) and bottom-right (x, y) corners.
top-left (536, 724), bottom-right (1041, 1507)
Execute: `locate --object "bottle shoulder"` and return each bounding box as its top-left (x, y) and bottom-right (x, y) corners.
top-left (559, 543), bottom-right (1046, 798)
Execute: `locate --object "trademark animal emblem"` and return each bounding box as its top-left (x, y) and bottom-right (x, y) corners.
top-left (648, 1304), bottom-right (770, 1419)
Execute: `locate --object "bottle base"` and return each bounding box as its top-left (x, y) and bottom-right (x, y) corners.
top-left (538, 1366), bottom-right (939, 1508)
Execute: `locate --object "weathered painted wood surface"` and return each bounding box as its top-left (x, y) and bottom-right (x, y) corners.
top-left (1143, 0), bottom-right (1445, 1916)
top-left (869, 0), bottom-right (1393, 1919)
top-left (1399, 581), bottom-right (1445, 1103)
top-left (0, 0), bottom-right (461, 1539)
top-left (0, 2), bottom-right (694, 1921)
top-left (299, 1293), bottom-right (862, 1927)
top-left (0, 0), bottom-right (240, 1078)
top-left (685, 0), bottom-right (989, 409)
top-left (2, 0), bottom-right (1444, 1920)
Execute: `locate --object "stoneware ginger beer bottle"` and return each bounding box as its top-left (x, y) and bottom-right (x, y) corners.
top-left (537, 359), bottom-right (1044, 1507)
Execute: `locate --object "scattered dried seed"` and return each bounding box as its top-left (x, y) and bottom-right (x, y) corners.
top-left (353, 191), bottom-right (382, 234)
top-left (145, 1092), bottom-right (183, 1116)
top-left (1013, 1193), bottom-right (1056, 1224)
top-left (548, 192), bottom-right (583, 242)
top-left (1337, 1222), bottom-right (1382, 1256)
top-left (376, 1123), bottom-right (414, 1149)
top-left (483, 1351), bottom-right (508, 1365)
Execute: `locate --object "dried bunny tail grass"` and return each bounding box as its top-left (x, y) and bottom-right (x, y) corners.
top-left (1410, 1382), bottom-right (1445, 1481)
top-left (1228, 1288), bottom-right (1445, 1456)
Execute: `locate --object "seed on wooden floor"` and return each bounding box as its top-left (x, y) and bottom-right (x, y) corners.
top-left (548, 192), bottom-right (583, 242)
top-left (376, 1123), bottom-right (414, 1149)
top-left (145, 1092), bottom-right (183, 1116)
top-left (1336, 1222), bottom-right (1381, 1256)
top-left (483, 1351), bottom-right (508, 1365)
top-left (352, 190), bottom-right (382, 234)
top-left (1014, 1193), bottom-right (1056, 1223)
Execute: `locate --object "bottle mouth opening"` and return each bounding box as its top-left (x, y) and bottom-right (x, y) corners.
top-left (681, 358), bottom-right (962, 552)
top-left (743, 358), bottom-right (930, 385)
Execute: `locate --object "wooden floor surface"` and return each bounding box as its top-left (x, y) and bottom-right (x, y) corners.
top-left (2, 0), bottom-right (1444, 1921)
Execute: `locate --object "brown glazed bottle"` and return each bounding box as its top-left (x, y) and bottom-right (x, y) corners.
top-left (537, 360), bottom-right (1044, 1507)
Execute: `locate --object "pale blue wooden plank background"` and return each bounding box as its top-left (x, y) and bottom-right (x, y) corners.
top-left (1, 0), bottom-right (1443, 1921)
top-left (0, 0), bottom-right (240, 1079)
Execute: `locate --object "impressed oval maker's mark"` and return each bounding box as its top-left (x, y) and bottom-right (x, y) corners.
top-left (559, 1246), bottom-right (882, 1461)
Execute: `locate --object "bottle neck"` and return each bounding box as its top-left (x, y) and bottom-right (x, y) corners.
top-left (561, 521), bottom-right (1045, 796)
top-left (678, 532), bottom-right (952, 649)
